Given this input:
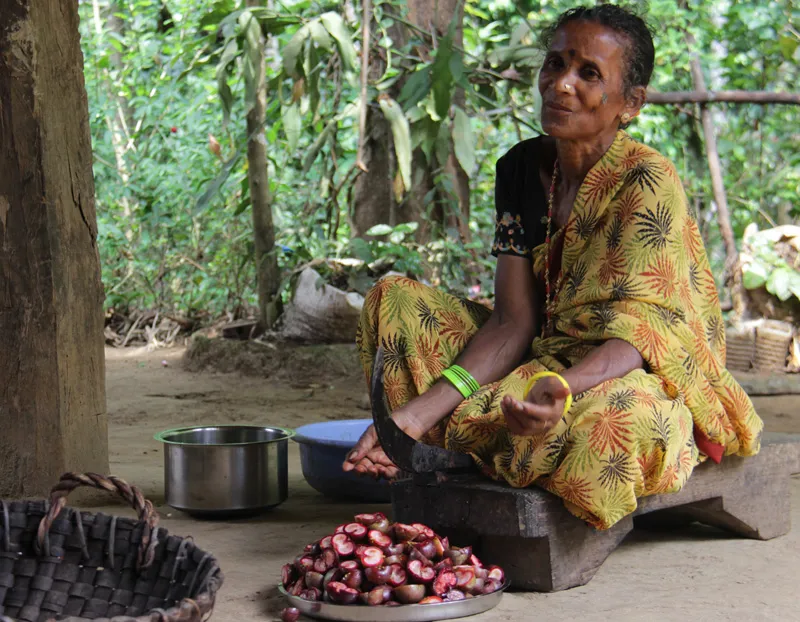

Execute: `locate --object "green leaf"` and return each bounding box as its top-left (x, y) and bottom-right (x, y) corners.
top-left (239, 10), bottom-right (262, 116)
top-left (194, 147), bottom-right (246, 216)
top-left (435, 120), bottom-right (450, 168)
top-left (283, 24), bottom-right (309, 77)
top-left (308, 19), bottom-right (333, 51)
top-left (394, 222), bottom-right (419, 234)
top-left (307, 44), bottom-right (321, 119)
top-left (430, 43), bottom-right (454, 120)
top-left (779, 35), bottom-right (799, 60)
top-left (282, 103), bottom-right (302, 151)
top-left (215, 38), bottom-right (239, 126)
top-left (399, 66), bottom-right (432, 109)
top-left (234, 195), bottom-right (251, 216)
top-left (378, 96), bottom-right (412, 194)
top-left (350, 238), bottom-right (373, 262)
top-left (302, 117), bottom-right (338, 173)
top-left (767, 267), bottom-right (794, 301)
top-left (742, 262), bottom-right (768, 290)
top-left (366, 224), bottom-right (393, 236)
top-left (320, 12), bottom-right (357, 72)
top-left (452, 107), bottom-right (475, 175)
top-left (429, 9), bottom-right (460, 119)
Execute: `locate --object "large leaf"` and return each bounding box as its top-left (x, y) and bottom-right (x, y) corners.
top-left (366, 224), bottom-right (393, 236)
top-left (378, 96), bottom-right (412, 194)
top-left (435, 120), bottom-right (450, 169)
top-left (308, 19), bottom-right (333, 51)
top-left (742, 261), bottom-right (768, 290)
top-left (766, 267), bottom-right (795, 301)
top-left (429, 9), bottom-right (461, 119)
top-left (452, 107), bottom-right (475, 175)
top-left (194, 143), bottom-right (247, 216)
top-left (306, 44), bottom-right (321, 119)
top-left (239, 10), bottom-right (262, 116)
top-left (430, 42), bottom-right (454, 120)
top-left (779, 35), bottom-right (799, 61)
top-left (399, 66), bottom-right (432, 109)
top-left (350, 238), bottom-right (373, 262)
top-left (302, 101), bottom-right (358, 172)
top-left (282, 103), bottom-right (302, 151)
top-left (320, 12), bottom-right (357, 72)
top-left (215, 38), bottom-right (239, 126)
top-left (283, 24), bottom-right (309, 77)
top-left (302, 117), bottom-right (338, 173)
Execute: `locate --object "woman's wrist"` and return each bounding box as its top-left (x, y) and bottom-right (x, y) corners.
top-left (400, 380), bottom-right (463, 435)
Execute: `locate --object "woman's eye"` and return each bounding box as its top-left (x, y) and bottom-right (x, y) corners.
top-left (546, 56), bottom-right (563, 69)
top-left (582, 68), bottom-right (600, 80)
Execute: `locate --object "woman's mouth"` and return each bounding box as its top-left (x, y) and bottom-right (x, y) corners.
top-left (545, 101), bottom-right (572, 113)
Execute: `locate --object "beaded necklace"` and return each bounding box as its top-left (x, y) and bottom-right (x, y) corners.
top-left (543, 161), bottom-right (565, 338)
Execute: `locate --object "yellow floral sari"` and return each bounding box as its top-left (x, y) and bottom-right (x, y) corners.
top-left (356, 130), bottom-right (763, 529)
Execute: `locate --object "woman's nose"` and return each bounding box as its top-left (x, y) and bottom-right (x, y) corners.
top-left (554, 73), bottom-right (575, 95)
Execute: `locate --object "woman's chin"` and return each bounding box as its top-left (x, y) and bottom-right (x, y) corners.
top-left (540, 118), bottom-right (577, 139)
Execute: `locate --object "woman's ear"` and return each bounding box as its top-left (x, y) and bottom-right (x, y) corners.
top-left (624, 85), bottom-right (647, 120)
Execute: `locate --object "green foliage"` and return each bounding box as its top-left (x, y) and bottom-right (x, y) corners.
top-left (82, 0), bottom-right (799, 321)
top-left (741, 226), bottom-right (800, 303)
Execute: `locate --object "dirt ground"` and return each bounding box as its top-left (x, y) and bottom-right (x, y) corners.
top-left (97, 344), bottom-right (800, 622)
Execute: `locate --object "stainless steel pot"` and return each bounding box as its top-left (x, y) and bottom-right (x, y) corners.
top-left (155, 425), bottom-right (294, 517)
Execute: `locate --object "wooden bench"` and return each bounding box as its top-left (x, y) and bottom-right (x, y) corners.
top-left (392, 432), bottom-right (800, 592)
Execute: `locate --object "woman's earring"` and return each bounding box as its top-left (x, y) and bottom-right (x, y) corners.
top-left (621, 112), bottom-right (631, 124)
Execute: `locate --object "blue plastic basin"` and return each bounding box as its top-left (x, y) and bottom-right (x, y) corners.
top-left (293, 419), bottom-right (390, 502)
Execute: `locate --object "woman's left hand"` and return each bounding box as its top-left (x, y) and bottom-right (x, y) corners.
top-left (501, 376), bottom-right (570, 436)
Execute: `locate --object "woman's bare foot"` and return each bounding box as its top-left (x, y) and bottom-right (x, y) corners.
top-left (342, 408), bottom-right (426, 480)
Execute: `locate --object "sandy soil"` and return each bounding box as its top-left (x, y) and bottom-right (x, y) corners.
top-left (97, 345), bottom-right (800, 622)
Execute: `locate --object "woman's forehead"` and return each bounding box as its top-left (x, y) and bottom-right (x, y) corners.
top-left (548, 21), bottom-right (627, 66)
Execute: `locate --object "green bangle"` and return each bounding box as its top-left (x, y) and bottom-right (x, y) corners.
top-left (441, 365), bottom-right (480, 399)
top-left (449, 365), bottom-right (480, 394)
top-left (442, 368), bottom-right (473, 399)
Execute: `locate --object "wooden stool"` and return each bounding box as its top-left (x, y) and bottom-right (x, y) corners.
top-left (392, 432), bottom-right (800, 592)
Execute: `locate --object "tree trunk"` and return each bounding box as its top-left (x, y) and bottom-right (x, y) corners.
top-left (0, 0), bottom-right (109, 496)
top-left (352, 0), bottom-right (468, 242)
top-left (684, 35), bottom-right (744, 314)
top-left (245, 0), bottom-right (281, 328)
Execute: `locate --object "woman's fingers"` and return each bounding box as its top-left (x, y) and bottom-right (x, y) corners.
top-left (377, 464), bottom-right (400, 480)
top-left (366, 448), bottom-right (396, 468)
top-left (502, 395), bottom-right (559, 435)
top-left (354, 455), bottom-right (375, 473)
top-left (343, 425), bottom-right (378, 470)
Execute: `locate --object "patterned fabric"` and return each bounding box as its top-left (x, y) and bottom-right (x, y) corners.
top-left (492, 211), bottom-right (531, 257)
top-left (355, 130), bottom-right (763, 530)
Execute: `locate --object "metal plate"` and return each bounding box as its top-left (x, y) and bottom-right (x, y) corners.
top-left (279, 582), bottom-right (509, 621)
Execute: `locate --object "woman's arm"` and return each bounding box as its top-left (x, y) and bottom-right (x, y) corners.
top-left (502, 338), bottom-right (644, 436)
top-left (343, 254), bottom-right (540, 477)
top-left (561, 338), bottom-right (644, 395)
top-left (392, 253), bottom-right (540, 435)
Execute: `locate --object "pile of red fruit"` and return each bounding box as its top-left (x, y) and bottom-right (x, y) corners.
top-left (280, 513), bottom-right (505, 608)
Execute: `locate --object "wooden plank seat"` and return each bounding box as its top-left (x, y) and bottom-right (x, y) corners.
top-left (391, 432), bottom-right (800, 592)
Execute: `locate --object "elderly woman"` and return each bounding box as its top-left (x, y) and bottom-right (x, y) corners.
top-left (343, 4), bottom-right (763, 530)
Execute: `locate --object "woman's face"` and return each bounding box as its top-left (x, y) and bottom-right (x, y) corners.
top-left (538, 21), bottom-right (639, 140)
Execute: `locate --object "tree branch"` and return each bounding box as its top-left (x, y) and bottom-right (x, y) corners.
top-left (647, 90), bottom-right (800, 105)
top-left (356, 0), bottom-right (371, 173)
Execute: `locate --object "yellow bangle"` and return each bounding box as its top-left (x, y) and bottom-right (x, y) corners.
top-left (524, 371), bottom-right (573, 418)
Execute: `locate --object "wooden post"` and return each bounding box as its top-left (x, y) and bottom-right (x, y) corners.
top-left (244, 0), bottom-right (281, 330)
top-left (0, 1), bottom-right (109, 496)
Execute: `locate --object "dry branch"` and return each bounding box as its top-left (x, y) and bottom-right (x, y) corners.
top-left (647, 90), bottom-right (800, 105)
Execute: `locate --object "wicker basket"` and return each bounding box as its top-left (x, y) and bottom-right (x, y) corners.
top-left (0, 473), bottom-right (223, 622)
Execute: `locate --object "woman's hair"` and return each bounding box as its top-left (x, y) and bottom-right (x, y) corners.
top-left (540, 4), bottom-right (655, 95)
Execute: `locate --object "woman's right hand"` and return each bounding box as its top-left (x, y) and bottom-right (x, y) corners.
top-left (342, 406), bottom-right (427, 480)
